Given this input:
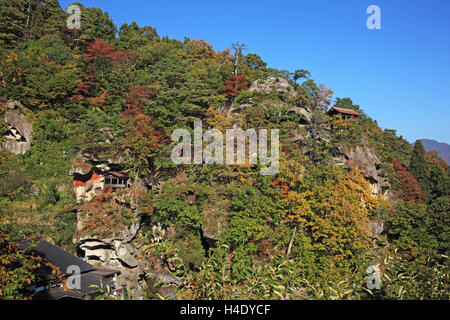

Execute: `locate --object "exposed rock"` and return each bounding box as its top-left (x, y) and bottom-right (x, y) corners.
top-left (292, 132), bottom-right (306, 143)
top-left (85, 248), bottom-right (109, 262)
top-left (29, 184), bottom-right (40, 197)
top-left (78, 239), bottom-right (113, 263)
top-left (287, 107), bottom-right (312, 125)
top-left (201, 199), bottom-right (229, 242)
top-left (249, 77), bottom-right (296, 99)
top-left (2, 101), bottom-right (33, 155)
top-left (368, 220), bottom-right (384, 238)
top-left (122, 221), bottom-right (140, 243)
top-left (70, 147), bottom-right (130, 203)
top-left (77, 238), bottom-right (138, 269)
top-left (151, 223), bottom-right (166, 243)
top-left (332, 145), bottom-right (391, 199)
top-left (97, 127), bottom-right (115, 144)
top-left (5, 100), bottom-right (23, 110)
top-left (70, 153), bottom-right (93, 176)
top-left (115, 242), bottom-right (138, 268)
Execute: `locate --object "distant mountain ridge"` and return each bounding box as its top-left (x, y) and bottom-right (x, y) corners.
top-left (419, 139), bottom-right (450, 164)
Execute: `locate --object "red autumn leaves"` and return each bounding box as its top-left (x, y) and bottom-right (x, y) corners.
top-left (392, 159), bottom-right (425, 203)
top-left (223, 75), bottom-right (249, 99)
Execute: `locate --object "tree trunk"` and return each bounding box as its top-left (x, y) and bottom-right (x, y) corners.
top-left (286, 226), bottom-right (297, 258)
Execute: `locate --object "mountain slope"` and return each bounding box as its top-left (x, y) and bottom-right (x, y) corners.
top-left (420, 139), bottom-right (450, 164)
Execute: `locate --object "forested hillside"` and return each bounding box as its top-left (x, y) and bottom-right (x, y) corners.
top-left (0, 1), bottom-right (448, 300)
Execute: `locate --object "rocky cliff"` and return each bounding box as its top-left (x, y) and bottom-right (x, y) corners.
top-left (332, 145), bottom-right (391, 199)
top-left (2, 101), bottom-right (33, 155)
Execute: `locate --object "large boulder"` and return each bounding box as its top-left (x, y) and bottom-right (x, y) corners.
top-left (367, 220), bottom-right (384, 238)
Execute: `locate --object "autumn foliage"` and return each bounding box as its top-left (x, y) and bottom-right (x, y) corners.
top-left (283, 167), bottom-right (377, 262)
top-left (83, 39), bottom-right (130, 63)
top-left (78, 189), bottom-right (133, 239)
top-left (124, 85), bottom-right (159, 113)
top-left (223, 75), bottom-right (249, 98)
top-left (392, 159), bottom-right (424, 203)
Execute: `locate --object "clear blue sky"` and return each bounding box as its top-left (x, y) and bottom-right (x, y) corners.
top-left (60, 0), bottom-right (450, 144)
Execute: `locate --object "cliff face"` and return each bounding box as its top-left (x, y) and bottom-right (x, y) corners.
top-left (69, 147), bottom-right (127, 203)
top-left (332, 145), bottom-right (391, 199)
top-left (2, 101), bottom-right (33, 155)
top-left (69, 147), bottom-right (175, 299)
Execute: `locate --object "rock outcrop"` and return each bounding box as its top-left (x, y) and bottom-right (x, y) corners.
top-left (367, 220), bottom-right (384, 238)
top-left (2, 101), bottom-right (33, 155)
top-left (70, 147), bottom-right (128, 203)
top-left (287, 107), bottom-right (313, 125)
top-left (249, 77), bottom-right (296, 99)
top-left (332, 145), bottom-right (392, 199)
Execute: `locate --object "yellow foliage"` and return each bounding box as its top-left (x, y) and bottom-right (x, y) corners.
top-left (282, 166), bottom-right (378, 261)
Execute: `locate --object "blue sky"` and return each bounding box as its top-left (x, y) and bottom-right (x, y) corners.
top-left (60, 0), bottom-right (450, 144)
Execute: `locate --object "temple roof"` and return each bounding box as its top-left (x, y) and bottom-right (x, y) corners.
top-left (327, 107), bottom-right (361, 116)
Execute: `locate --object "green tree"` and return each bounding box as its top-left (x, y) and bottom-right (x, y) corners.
top-left (75, 4), bottom-right (117, 48)
top-left (333, 97), bottom-right (361, 112)
top-left (28, 0), bottom-right (66, 39)
top-left (0, 0), bottom-right (26, 47)
top-left (409, 140), bottom-right (431, 197)
top-left (429, 162), bottom-right (449, 200)
top-left (427, 197), bottom-right (450, 257)
top-left (117, 21), bottom-right (159, 51)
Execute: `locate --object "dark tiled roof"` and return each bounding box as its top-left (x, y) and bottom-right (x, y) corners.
top-left (32, 273), bottom-right (116, 300)
top-left (17, 240), bottom-right (121, 300)
top-left (32, 287), bottom-right (84, 300)
top-left (79, 272), bottom-right (115, 295)
top-left (18, 240), bottom-right (96, 276)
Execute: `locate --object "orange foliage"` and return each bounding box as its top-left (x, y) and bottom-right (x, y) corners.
top-left (184, 39), bottom-right (216, 61)
top-left (270, 176), bottom-right (289, 198)
top-left (89, 92), bottom-right (107, 104)
top-left (78, 189), bottom-right (133, 239)
top-left (84, 39), bottom-right (134, 63)
top-left (124, 85), bottom-right (158, 113)
top-left (314, 83), bottom-right (334, 110)
top-left (223, 75), bottom-right (249, 98)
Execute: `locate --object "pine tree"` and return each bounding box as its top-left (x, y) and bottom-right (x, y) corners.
top-left (429, 162), bottom-right (449, 200)
top-left (40, 0), bottom-right (66, 36)
top-left (75, 5), bottom-right (117, 48)
top-left (409, 140), bottom-right (431, 198)
top-left (0, 0), bottom-right (26, 47)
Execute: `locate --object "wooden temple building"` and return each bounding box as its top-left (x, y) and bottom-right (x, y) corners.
top-left (327, 106), bottom-right (361, 120)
